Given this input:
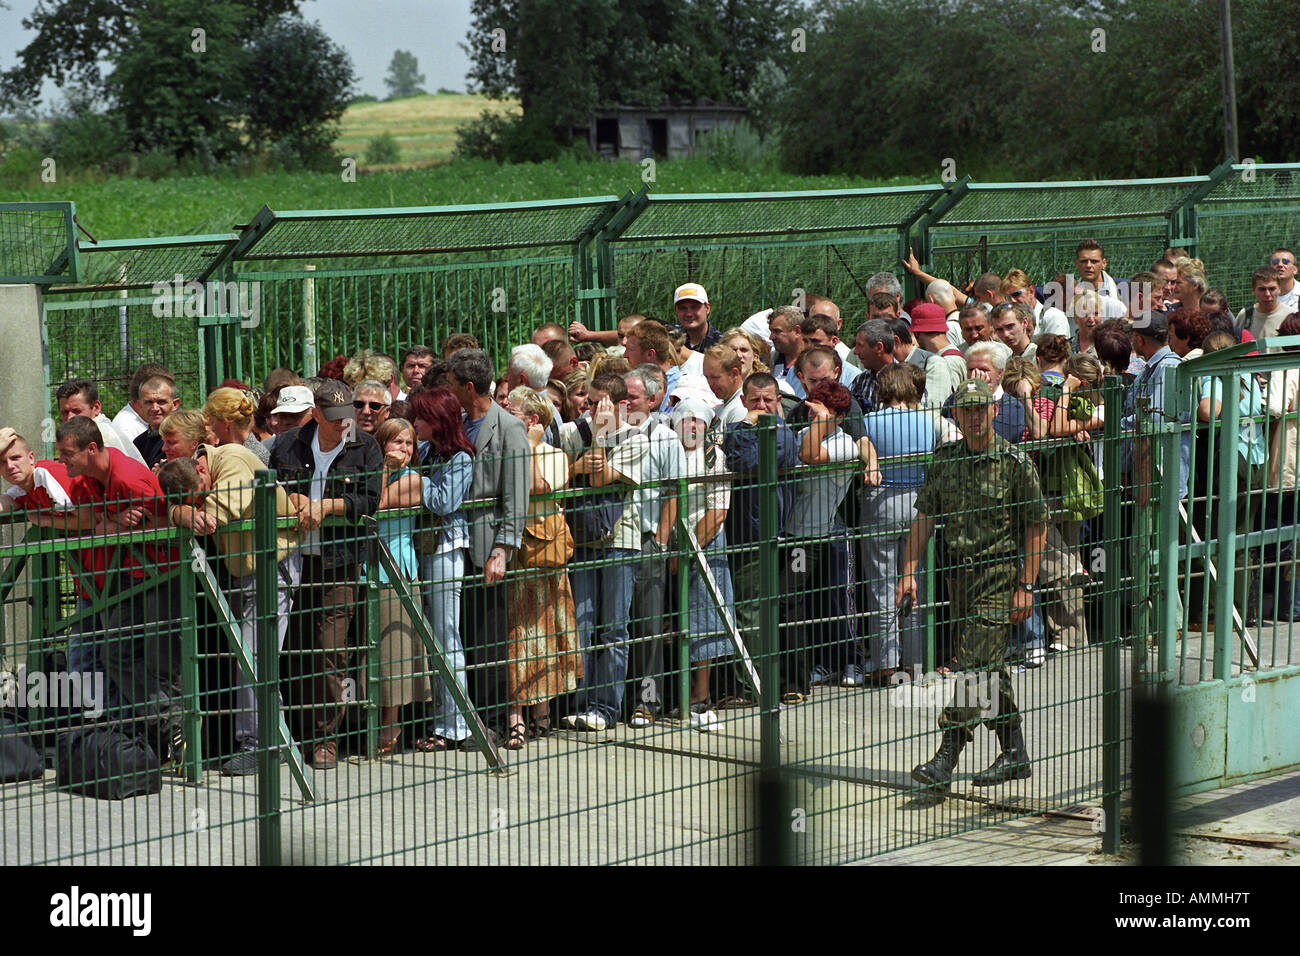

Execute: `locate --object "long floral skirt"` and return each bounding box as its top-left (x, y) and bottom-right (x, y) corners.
top-left (506, 569), bottom-right (584, 706)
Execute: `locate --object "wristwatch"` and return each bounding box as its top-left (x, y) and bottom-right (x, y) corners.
top-left (1017, 581), bottom-right (1035, 593)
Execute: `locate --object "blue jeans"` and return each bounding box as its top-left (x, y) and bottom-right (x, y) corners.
top-left (231, 554), bottom-right (299, 750)
top-left (423, 548), bottom-right (469, 741)
top-left (571, 547), bottom-right (638, 723)
top-left (1012, 554), bottom-right (1045, 655)
top-left (66, 596), bottom-right (125, 721)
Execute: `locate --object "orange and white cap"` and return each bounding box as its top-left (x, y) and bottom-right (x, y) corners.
top-left (673, 283), bottom-right (709, 305)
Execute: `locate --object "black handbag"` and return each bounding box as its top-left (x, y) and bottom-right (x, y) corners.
top-left (0, 714), bottom-right (44, 783)
top-left (56, 727), bottom-right (162, 800)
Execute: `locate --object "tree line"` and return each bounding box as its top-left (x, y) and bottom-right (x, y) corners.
top-left (461, 0), bottom-right (1299, 177)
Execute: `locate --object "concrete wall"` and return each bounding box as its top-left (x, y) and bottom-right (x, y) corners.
top-left (0, 284), bottom-right (48, 671)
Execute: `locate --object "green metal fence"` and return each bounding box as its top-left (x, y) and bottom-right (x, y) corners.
top-left (0, 390), bottom-right (1140, 864)
top-left (1151, 336), bottom-right (1300, 794)
top-left (15, 164), bottom-right (1300, 433)
top-left (5, 167), bottom-right (1300, 864)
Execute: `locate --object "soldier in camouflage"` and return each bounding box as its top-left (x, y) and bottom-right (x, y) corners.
top-left (897, 378), bottom-right (1049, 790)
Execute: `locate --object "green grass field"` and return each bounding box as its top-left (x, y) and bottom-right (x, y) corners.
top-left (334, 92), bottom-right (520, 168)
top-left (0, 94), bottom-right (918, 239)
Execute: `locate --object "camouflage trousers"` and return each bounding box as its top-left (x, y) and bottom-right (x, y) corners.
top-left (937, 558), bottom-right (1021, 740)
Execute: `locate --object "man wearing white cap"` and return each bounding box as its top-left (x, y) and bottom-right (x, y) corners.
top-left (265, 384), bottom-right (315, 455)
top-left (674, 283), bottom-right (722, 354)
top-left (269, 379), bottom-right (382, 769)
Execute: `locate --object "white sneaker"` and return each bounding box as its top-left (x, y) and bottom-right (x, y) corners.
top-left (689, 709), bottom-right (722, 733)
top-left (840, 664), bottom-right (865, 688)
top-left (629, 708), bottom-right (654, 729)
top-left (1025, 647), bottom-right (1046, 668)
top-left (561, 713), bottom-right (581, 729)
top-left (573, 712), bottom-right (609, 732)
top-left (810, 665), bottom-right (833, 686)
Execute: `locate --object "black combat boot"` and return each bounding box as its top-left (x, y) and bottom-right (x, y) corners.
top-left (911, 728), bottom-right (967, 789)
top-left (972, 720), bottom-right (1032, 786)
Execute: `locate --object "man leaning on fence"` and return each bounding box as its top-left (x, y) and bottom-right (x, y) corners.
top-left (898, 378), bottom-right (1048, 791)
top-left (158, 444), bottom-right (302, 776)
top-left (269, 379), bottom-right (382, 769)
top-left (55, 416), bottom-right (186, 766)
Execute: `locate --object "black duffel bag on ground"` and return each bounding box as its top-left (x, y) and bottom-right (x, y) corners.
top-left (55, 727), bottom-right (161, 800)
top-left (0, 714), bottom-right (45, 783)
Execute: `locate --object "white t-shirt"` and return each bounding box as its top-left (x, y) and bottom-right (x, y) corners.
top-left (1240, 302), bottom-right (1294, 343)
top-left (1034, 303), bottom-right (1071, 338)
top-left (111, 403), bottom-right (149, 444)
top-left (715, 389), bottom-right (747, 430)
top-left (301, 429), bottom-right (346, 555)
top-left (601, 423), bottom-right (652, 552)
top-left (94, 413), bottom-right (146, 465)
top-left (1279, 285), bottom-right (1298, 313)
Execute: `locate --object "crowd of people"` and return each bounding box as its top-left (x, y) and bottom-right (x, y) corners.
top-left (2, 238), bottom-right (1297, 789)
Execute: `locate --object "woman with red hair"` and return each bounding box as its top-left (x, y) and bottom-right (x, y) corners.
top-left (406, 387), bottom-right (477, 750)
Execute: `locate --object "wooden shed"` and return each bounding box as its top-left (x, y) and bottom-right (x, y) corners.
top-left (573, 101), bottom-right (748, 160)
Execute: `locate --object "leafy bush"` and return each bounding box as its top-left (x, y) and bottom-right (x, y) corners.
top-left (454, 110), bottom-right (563, 163)
top-left (21, 88), bottom-right (131, 174)
top-left (0, 147), bottom-right (44, 187)
top-left (694, 119), bottom-right (773, 169)
top-left (366, 132), bottom-right (401, 165)
top-left (134, 148), bottom-right (177, 180)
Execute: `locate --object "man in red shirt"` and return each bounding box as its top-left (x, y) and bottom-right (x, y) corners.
top-left (55, 416), bottom-right (185, 765)
top-left (0, 427), bottom-right (75, 515)
top-left (0, 425), bottom-right (124, 717)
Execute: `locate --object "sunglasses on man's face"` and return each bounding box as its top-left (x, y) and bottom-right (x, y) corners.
top-left (1270, 257), bottom-right (1294, 266)
top-left (353, 401), bottom-right (386, 411)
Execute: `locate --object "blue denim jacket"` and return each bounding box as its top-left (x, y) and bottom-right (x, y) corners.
top-left (419, 447), bottom-right (472, 553)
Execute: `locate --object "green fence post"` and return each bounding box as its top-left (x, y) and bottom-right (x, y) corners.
top-left (179, 542), bottom-right (202, 783)
top-left (365, 542), bottom-right (381, 758)
top-left (1132, 396), bottom-right (1153, 683)
top-left (1212, 368), bottom-right (1239, 682)
top-left (756, 414), bottom-right (790, 865)
top-left (254, 470), bottom-right (282, 866)
top-left (757, 416), bottom-right (780, 769)
top-left (676, 475), bottom-right (690, 724)
top-left (1102, 376), bottom-right (1123, 854)
top-left (923, 537), bottom-right (937, 674)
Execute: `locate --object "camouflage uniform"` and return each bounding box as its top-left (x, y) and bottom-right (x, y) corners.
top-left (914, 429), bottom-right (1047, 738)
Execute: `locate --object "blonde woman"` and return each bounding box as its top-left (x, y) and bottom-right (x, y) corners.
top-left (342, 349), bottom-right (397, 394)
top-left (560, 369), bottom-right (589, 420)
top-left (721, 328), bottom-right (772, 378)
top-left (158, 409), bottom-right (209, 465)
top-left (503, 386), bottom-right (582, 747)
top-left (203, 386), bottom-right (270, 466)
top-left (1070, 291), bottom-right (1103, 355)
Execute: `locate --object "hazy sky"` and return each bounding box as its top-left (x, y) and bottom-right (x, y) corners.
top-left (0, 0), bottom-right (476, 105)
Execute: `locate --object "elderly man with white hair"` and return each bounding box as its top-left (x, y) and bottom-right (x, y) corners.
top-left (941, 340), bottom-right (1028, 444)
top-left (507, 343), bottom-right (560, 445)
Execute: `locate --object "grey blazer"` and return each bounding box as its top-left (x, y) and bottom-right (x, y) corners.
top-left (468, 401), bottom-right (531, 568)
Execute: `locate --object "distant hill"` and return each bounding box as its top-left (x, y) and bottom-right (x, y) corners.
top-left (335, 93), bottom-right (520, 168)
